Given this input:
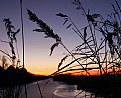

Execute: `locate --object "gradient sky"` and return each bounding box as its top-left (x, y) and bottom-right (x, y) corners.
top-left (0, 0), bottom-right (121, 75)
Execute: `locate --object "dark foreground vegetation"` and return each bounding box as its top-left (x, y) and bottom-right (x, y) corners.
top-left (0, 65), bottom-right (48, 88)
top-left (53, 74), bottom-right (121, 97)
top-left (0, 0), bottom-right (121, 97)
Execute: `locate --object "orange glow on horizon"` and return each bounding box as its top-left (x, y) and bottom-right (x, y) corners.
top-left (26, 65), bottom-right (58, 76)
top-left (27, 67), bottom-right (121, 76)
top-left (62, 69), bottom-right (102, 76)
top-left (25, 61), bottom-right (121, 76)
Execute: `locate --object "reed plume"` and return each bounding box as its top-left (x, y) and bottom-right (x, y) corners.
top-left (3, 18), bottom-right (20, 66)
top-left (27, 9), bottom-right (91, 76)
top-left (27, 9), bottom-right (61, 56)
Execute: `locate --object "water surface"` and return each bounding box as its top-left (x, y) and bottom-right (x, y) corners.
top-left (27, 79), bottom-right (93, 98)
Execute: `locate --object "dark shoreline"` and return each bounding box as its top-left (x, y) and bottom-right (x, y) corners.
top-left (52, 74), bottom-right (121, 97)
top-left (0, 66), bottom-right (48, 88)
top-left (1, 65), bottom-right (121, 97)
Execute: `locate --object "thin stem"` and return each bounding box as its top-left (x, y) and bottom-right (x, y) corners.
top-left (20, 0), bottom-right (25, 68)
top-left (19, 0), bottom-right (27, 98)
top-left (69, 17), bottom-right (94, 53)
top-left (37, 81), bottom-right (43, 98)
top-left (60, 41), bottom-right (91, 76)
top-left (15, 41), bottom-right (20, 67)
top-left (114, 0), bottom-right (121, 13)
top-left (80, 0), bottom-right (102, 75)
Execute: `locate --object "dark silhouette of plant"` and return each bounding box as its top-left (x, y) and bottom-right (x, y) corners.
top-left (0, 0), bottom-right (120, 98)
top-left (21, 0), bottom-right (121, 80)
top-left (27, 9), bottom-right (61, 56)
top-left (19, 0), bottom-right (28, 98)
top-left (19, 0), bottom-right (25, 68)
top-left (0, 18), bottom-right (23, 98)
top-left (27, 9), bottom-right (91, 76)
top-left (52, 0), bottom-right (121, 76)
top-left (58, 55), bottom-right (69, 70)
top-left (1, 18), bottom-right (20, 67)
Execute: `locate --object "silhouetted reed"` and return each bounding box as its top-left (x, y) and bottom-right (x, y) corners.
top-left (52, 0), bottom-right (121, 97)
top-left (28, 0), bottom-right (121, 97)
top-left (27, 0), bottom-right (121, 77)
top-left (0, 0), bottom-right (121, 98)
top-left (27, 9), bottom-right (61, 56)
top-left (19, 0), bottom-right (28, 97)
top-left (54, 0), bottom-right (121, 77)
top-left (0, 18), bottom-right (21, 69)
top-left (0, 18), bottom-right (23, 98)
top-left (27, 9), bottom-right (91, 76)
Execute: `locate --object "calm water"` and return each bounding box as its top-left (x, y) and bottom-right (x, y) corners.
top-left (0, 79), bottom-right (118, 98)
top-left (27, 79), bottom-right (94, 98)
top-left (0, 79), bottom-right (106, 98)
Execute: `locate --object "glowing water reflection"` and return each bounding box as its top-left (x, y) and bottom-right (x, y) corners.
top-left (54, 84), bottom-right (92, 98)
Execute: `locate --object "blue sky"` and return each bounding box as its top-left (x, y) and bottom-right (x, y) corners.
top-left (0, 0), bottom-right (121, 75)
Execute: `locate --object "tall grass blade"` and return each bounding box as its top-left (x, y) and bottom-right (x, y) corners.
top-left (50, 43), bottom-right (59, 56)
top-left (58, 55), bottom-right (69, 70)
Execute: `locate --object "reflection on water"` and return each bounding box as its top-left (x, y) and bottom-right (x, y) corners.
top-left (27, 79), bottom-right (94, 98)
top-left (27, 79), bottom-right (100, 98)
top-left (0, 79), bottom-right (114, 98)
top-left (16, 79), bottom-right (110, 98)
top-left (54, 84), bottom-right (92, 98)
top-left (27, 79), bottom-right (118, 98)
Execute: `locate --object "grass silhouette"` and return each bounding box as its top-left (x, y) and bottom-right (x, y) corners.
top-left (28, 0), bottom-right (121, 97)
top-left (0, 0), bottom-right (121, 98)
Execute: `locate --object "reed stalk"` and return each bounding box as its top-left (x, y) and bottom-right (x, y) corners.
top-left (19, 0), bottom-right (27, 98)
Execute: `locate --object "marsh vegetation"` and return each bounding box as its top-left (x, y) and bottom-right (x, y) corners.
top-left (0, 0), bottom-right (121, 98)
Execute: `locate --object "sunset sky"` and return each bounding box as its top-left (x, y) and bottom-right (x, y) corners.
top-left (0, 0), bottom-right (121, 75)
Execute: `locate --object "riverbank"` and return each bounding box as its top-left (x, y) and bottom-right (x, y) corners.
top-left (53, 74), bottom-right (121, 97)
top-left (0, 66), bottom-right (48, 87)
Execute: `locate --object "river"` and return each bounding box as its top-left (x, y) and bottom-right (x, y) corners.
top-left (27, 79), bottom-right (93, 98)
top-left (0, 78), bottom-right (118, 98)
